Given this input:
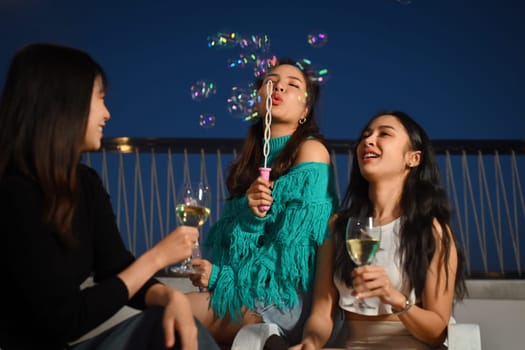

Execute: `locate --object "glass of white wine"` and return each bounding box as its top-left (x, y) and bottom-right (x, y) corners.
top-left (345, 216), bottom-right (382, 310)
top-left (169, 181), bottom-right (211, 276)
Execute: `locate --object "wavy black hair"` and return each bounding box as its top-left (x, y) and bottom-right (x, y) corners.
top-left (226, 58), bottom-right (325, 198)
top-left (333, 111), bottom-right (466, 300)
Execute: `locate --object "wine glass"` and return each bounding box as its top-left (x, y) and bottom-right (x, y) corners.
top-left (169, 182), bottom-right (211, 276)
top-left (345, 216), bottom-right (382, 310)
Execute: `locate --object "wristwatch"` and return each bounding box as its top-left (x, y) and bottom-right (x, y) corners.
top-left (392, 294), bottom-right (413, 314)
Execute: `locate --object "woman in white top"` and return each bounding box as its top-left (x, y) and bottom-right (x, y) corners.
top-left (292, 111), bottom-right (466, 349)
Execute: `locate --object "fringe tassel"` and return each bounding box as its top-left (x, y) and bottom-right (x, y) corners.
top-left (206, 163), bottom-right (337, 319)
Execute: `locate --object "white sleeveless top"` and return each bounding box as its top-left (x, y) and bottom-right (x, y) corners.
top-left (333, 217), bottom-right (417, 316)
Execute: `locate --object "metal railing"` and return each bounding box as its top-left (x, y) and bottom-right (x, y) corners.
top-left (84, 138), bottom-right (525, 278)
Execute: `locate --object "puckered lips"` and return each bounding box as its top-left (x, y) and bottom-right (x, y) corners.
top-left (271, 93), bottom-right (283, 106)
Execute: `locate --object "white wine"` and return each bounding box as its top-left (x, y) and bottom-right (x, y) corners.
top-left (176, 204), bottom-right (210, 227)
top-left (346, 238), bottom-right (380, 266)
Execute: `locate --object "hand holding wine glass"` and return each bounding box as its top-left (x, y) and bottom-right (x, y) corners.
top-left (345, 216), bottom-right (382, 310)
top-left (156, 226), bottom-right (199, 267)
top-left (170, 182), bottom-right (211, 276)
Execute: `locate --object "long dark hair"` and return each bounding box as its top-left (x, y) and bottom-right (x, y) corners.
top-left (227, 58), bottom-right (324, 198)
top-left (0, 43), bottom-right (107, 243)
top-left (333, 111), bottom-right (466, 300)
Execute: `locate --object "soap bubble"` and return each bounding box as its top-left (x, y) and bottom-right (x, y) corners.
top-left (227, 86), bottom-right (256, 119)
top-left (307, 32), bottom-right (328, 48)
top-left (190, 80), bottom-right (217, 102)
top-left (238, 34), bottom-right (270, 52)
top-left (207, 32), bottom-right (238, 48)
top-left (199, 114), bottom-right (216, 128)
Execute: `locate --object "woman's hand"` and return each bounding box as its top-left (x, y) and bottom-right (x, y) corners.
top-left (188, 258), bottom-right (213, 288)
top-left (152, 226), bottom-right (199, 268)
top-left (162, 289), bottom-right (199, 350)
top-left (246, 176), bottom-right (273, 217)
top-left (352, 265), bottom-right (406, 309)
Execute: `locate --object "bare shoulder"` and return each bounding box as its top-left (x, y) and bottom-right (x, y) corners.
top-left (296, 138), bottom-right (330, 164)
top-left (431, 218), bottom-right (456, 248)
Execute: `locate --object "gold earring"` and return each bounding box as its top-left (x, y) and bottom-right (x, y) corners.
top-left (298, 117), bottom-right (307, 125)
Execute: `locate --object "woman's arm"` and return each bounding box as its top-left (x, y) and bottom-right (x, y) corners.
top-left (84, 164), bottom-right (198, 303)
top-left (291, 238), bottom-right (339, 349)
top-left (353, 219), bottom-right (457, 346)
top-left (116, 225), bottom-right (198, 300)
top-left (396, 220), bottom-right (458, 345)
top-left (86, 164), bottom-right (199, 348)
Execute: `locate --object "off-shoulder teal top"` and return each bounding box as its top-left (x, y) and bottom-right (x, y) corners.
top-left (204, 135), bottom-right (339, 320)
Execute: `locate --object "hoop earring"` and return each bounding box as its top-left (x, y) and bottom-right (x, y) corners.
top-left (298, 117), bottom-right (307, 125)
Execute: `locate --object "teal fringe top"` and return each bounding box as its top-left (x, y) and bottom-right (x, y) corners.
top-left (204, 135), bottom-right (339, 320)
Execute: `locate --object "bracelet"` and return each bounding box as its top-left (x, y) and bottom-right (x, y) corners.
top-left (391, 294), bottom-right (413, 315)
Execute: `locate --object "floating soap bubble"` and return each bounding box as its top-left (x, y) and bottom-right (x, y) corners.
top-left (307, 32), bottom-right (328, 48)
top-left (190, 80), bottom-right (217, 102)
top-left (227, 86), bottom-right (256, 119)
top-left (253, 55), bottom-right (278, 77)
top-left (238, 34), bottom-right (270, 52)
top-left (242, 88), bottom-right (261, 122)
top-left (199, 114), bottom-right (216, 128)
top-left (243, 111), bottom-right (260, 123)
top-left (207, 32), bottom-right (238, 48)
top-left (311, 67), bottom-right (330, 84)
top-left (295, 58), bottom-right (312, 72)
top-left (295, 58), bottom-right (330, 84)
top-left (227, 53), bottom-right (257, 70)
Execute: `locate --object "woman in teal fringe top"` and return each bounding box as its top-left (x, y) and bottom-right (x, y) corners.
top-left (186, 59), bottom-right (339, 347)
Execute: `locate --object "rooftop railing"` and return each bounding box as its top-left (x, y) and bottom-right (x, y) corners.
top-left (85, 137), bottom-right (525, 279)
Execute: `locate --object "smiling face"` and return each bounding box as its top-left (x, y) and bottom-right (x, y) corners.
top-left (356, 114), bottom-right (421, 183)
top-left (82, 75), bottom-right (110, 152)
top-left (256, 64), bottom-right (309, 127)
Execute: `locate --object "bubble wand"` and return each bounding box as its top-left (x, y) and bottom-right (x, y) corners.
top-left (258, 79), bottom-right (273, 212)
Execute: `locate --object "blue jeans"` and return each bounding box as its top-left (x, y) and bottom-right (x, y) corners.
top-left (73, 306), bottom-right (219, 350)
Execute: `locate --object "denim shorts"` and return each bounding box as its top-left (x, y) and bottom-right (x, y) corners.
top-left (252, 291), bottom-right (312, 345)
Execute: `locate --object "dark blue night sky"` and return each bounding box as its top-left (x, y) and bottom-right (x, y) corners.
top-left (1, 0), bottom-right (524, 141)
